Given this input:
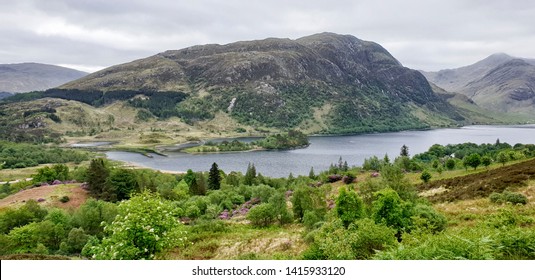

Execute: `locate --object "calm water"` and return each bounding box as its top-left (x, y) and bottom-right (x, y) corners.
top-left (106, 125), bottom-right (535, 178)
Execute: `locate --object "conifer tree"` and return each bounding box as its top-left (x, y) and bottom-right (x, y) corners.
top-left (87, 158), bottom-right (110, 200)
top-left (208, 162), bottom-right (221, 190)
top-left (308, 167), bottom-right (316, 179)
top-left (244, 163), bottom-right (256, 185)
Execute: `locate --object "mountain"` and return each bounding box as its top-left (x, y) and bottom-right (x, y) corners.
top-left (58, 32), bottom-right (473, 134)
top-left (0, 63), bottom-right (87, 93)
top-left (4, 33), bottom-right (518, 144)
top-left (422, 54), bottom-right (535, 116)
top-left (0, 92), bottom-right (13, 100)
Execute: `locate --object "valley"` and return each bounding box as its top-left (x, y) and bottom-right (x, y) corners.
top-left (1, 32), bottom-right (534, 261)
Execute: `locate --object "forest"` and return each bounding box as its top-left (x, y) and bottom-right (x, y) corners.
top-left (0, 140), bottom-right (534, 260)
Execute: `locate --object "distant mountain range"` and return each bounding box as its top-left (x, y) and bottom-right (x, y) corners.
top-left (421, 53), bottom-right (535, 116)
top-left (0, 63), bottom-right (87, 93)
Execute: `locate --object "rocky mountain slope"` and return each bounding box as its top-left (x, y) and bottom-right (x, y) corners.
top-left (57, 32), bottom-right (475, 134)
top-left (0, 63), bottom-right (87, 93)
top-left (3, 33), bottom-right (518, 144)
top-left (422, 54), bottom-right (535, 116)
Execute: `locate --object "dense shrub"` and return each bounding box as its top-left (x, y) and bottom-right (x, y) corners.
top-left (0, 200), bottom-right (48, 234)
top-left (335, 187), bottom-right (364, 228)
top-left (372, 188), bottom-right (414, 240)
top-left (71, 199), bottom-right (118, 238)
top-left (489, 191), bottom-right (528, 205)
top-left (247, 204), bottom-right (276, 227)
top-left (375, 229), bottom-right (495, 260)
top-left (310, 218), bottom-right (397, 260)
top-left (92, 192), bottom-right (186, 260)
top-left (410, 204), bottom-right (447, 233)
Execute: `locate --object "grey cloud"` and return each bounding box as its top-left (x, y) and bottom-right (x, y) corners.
top-left (1, 0), bottom-right (534, 72)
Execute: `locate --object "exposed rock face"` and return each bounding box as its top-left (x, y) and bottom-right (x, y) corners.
top-left (422, 54), bottom-right (535, 116)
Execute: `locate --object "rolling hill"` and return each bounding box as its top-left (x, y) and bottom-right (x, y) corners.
top-left (0, 63), bottom-right (87, 93)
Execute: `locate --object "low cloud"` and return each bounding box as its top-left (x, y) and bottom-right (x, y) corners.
top-left (1, 0), bottom-right (534, 72)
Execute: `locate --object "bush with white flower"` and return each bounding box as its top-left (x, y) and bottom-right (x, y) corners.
top-left (91, 191), bottom-right (186, 259)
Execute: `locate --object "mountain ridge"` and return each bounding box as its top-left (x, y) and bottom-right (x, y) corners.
top-left (0, 63), bottom-right (87, 93)
top-left (2, 33), bottom-right (524, 144)
top-left (421, 53), bottom-right (535, 116)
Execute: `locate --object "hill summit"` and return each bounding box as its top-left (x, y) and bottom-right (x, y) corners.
top-left (57, 33), bottom-right (468, 134)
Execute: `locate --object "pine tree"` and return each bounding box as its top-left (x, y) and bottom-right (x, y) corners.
top-left (400, 145), bottom-right (409, 157)
top-left (87, 158), bottom-right (110, 200)
top-left (244, 163), bottom-right (256, 185)
top-left (196, 173), bottom-right (207, 195)
top-left (342, 161), bottom-right (349, 172)
top-left (208, 162), bottom-right (221, 190)
top-left (383, 154), bottom-right (390, 164)
top-left (308, 167), bottom-right (315, 179)
top-left (338, 156), bottom-right (344, 170)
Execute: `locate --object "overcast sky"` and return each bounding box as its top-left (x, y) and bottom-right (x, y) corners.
top-left (1, 0), bottom-right (534, 73)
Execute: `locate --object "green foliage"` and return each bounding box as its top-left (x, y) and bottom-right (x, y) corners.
top-left (492, 227), bottom-right (535, 260)
top-left (362, 156), bottom-right (384, 171)
top-left (33, 163), bottom-right (71, 184)
top-left (291, 185), bottom-right (327, 222)
top-left (59, 196), bottom-right (70, 203)
top-left (228, 85), bottom-right (321, 129)
top-left (8, 222), bottom-right (48, 254)
top-left (255, 130), bottom-right (309, 149)
top-left (445, 158), bottom-right (456, 170)
top-left (485, 208), bottom-right (533, 229)
top-left (92, 192), bottom-right (186, 260)
top-left (107, 168), bottom-right (139, 201)
top-left (309, 218), bottom-right (397, 260)
top-left (63, 227), bottom-right (90, 254)
top-left (335, 187), bottom-right (364, 228)
top-left (87, 158), bottom-right (111, 200)
top-left (0, 200), bottom-right (48, 234)
top-left (250, 184), bottom-right (276, 203)
top-left (497, 151), bottom-right (509, 166)
top-left (243, 163), bottom-right (257, 186)
top-left (135, 109), bottom-right (154, 122)
top-left (308, 167), bottom-right (316, 179)
top-left (358, 179), bottom-right (385, 207)
top-left (0, 141), bottom-right (89, 168)
top-left (420, 170), bottom-right (432, 183)
top-left (71, 199), bottom-right (118, 238)
top-left (372, 188), bottom-right (413, 239)
top-left (208, 162), bottom-right (221, 190)
top-left (481, 155), bottom-right (492, 168)
top-left (247, 203), bottom-right (276, 227)
top-left (268, 191), bottom-right (292, 225)
top-left (185, 170), bottom-right (207, 196)
top-left (303, 210), bottom-right (323, 230)
top-left (463, 153), bottom-right (481, 170)
top-left (400, 145), bottom-right (409, 157)
top-left (376, 229), bottom-right (496, 260)
top-left (380, 164), bottom-right (417, 201)
top-left (176, 97), bottom-right (214, 124)
top-left (489, 191), bottom-right (528, 205)
top-left (410, 204), bottom-right (447, 233)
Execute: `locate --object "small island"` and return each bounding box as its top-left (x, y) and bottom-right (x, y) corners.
top-left (183, 130), bottom-right (310, 153)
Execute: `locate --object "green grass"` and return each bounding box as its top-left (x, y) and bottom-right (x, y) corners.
top-left (162, 222), bottom-right (307, 260)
